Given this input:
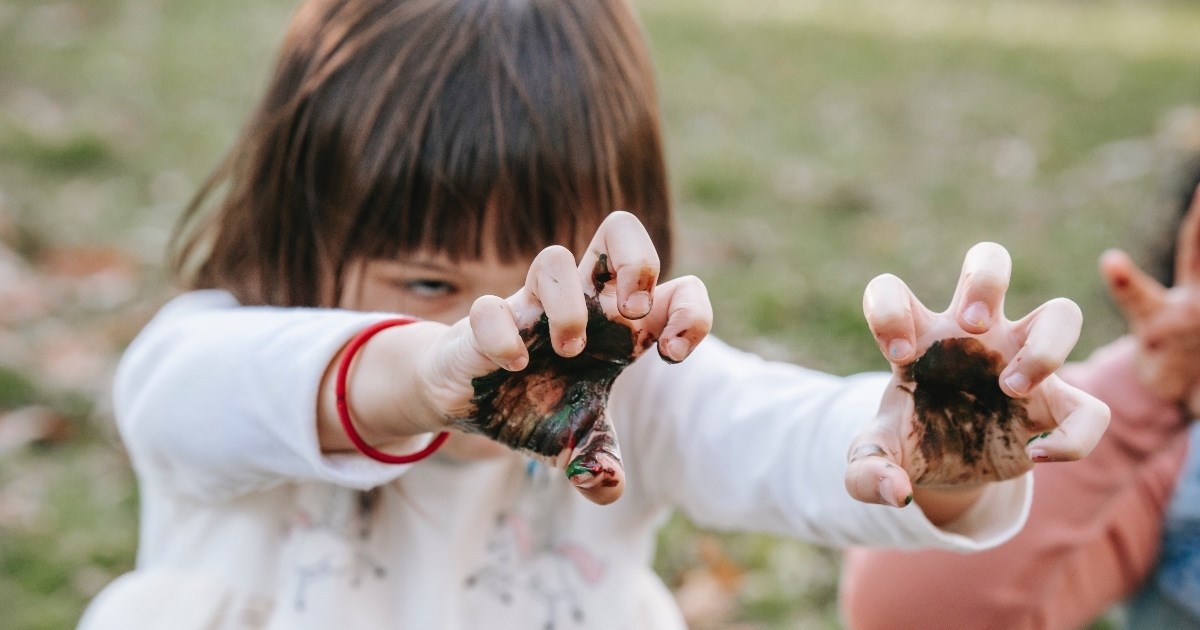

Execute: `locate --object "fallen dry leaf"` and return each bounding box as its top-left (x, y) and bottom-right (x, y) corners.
top-left (674, 536), bottom-right (745, 627)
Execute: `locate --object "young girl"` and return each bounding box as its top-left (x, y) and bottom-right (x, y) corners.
top-left (80, 1), bottom-right (1108, 628)
top-left (840, 169), bottom-right (1200, 629)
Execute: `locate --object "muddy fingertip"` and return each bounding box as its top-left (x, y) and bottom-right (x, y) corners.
top-left (622, 291), bottom-right (652, 319)
top-left (887, 338), bottom-right (915, 363)
top-left (960, 301), bottom-right (992, 332)
top-left (505, 353), bottom-right (529, 372)
top-left (568, 464), bottom-right (624, 505)
top-left (658, 336), bottom-right (691, 364)
top-left (1001, 371), bottom-right (1031, 397)
top-left (560, 336), bottom-right (586, 357)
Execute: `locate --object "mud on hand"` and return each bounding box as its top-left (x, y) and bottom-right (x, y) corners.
top-left (454, 290), bottom-right (653, 505)
top-left (899, 337), bottom-right (1039, 488)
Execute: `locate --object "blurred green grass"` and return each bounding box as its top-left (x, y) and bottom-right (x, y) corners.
top-left (1, 0), bottom-right (1198, 628)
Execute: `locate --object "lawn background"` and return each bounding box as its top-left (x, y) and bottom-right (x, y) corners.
top-left (2, 0), bottom-right (1199, 628)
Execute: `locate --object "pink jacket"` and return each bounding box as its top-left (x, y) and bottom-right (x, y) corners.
top-left (840, 338), bottom-right (1192, 630)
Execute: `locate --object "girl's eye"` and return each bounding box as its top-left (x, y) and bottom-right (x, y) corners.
top-left (401, 278), bottom-right (457, 297)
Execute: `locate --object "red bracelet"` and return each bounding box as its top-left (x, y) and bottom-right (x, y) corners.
top-left (335, 318), bottom-right (450, 464)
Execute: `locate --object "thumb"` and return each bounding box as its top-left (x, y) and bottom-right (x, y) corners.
top-left (846, 441), bottom-right (914, 508)
top-left (845, 384), bottom-right (917, 507)
top-left (562, 408), bottom-right (625, 505)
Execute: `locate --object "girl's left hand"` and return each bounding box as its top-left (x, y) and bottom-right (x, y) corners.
top-left (846, 243), bottom-right (1111, 515)
top-left (427, 211), bottom-right (713, 505)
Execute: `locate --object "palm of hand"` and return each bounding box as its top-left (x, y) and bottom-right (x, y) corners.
top-left (893, 336), bottom-right (1039, 487)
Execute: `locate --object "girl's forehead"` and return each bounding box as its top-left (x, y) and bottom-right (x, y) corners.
top-left (393, 246), bottom-right (533, 271)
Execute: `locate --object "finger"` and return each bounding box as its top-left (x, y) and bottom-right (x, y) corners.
top-left (1176, 183), bottom-right (1200, 284)
top-left (1099, 248), bottom-right (1167, 323)
top-left (1000, 297), bottom-right (1082, 397)
top-left (635, 275), bottom-right (713, 363)
top-left (525, 245), bottom-right (589, 357)
top-left (949, 242), bottom-right (1011, 334)
top-left (577, 211), bottom-right (660, 319)
top-left (468, 295), bottom-right (528, 371)
top-left (1024, 377), bottom-right (1110, 463)
top-left (845, 441), bottom-right (914, 508)
top-left (563, 411), bottom-right (625, 505)
top-left (863, 273), bottom-right (929, 364)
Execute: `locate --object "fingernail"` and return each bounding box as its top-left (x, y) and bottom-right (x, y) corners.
top-left (566, 454), bottom-right (617, 490)
top-left (623, 291), bottom-right (652, 317)
top-left (878, 477), bottom-right (900, 507)
top-left (1028, 448), bottom-right (1053, 463)
top-left (562, 337), bottom-right (586, 357)
top-left (665, 338), bottom-right (691, 363)
top-left (506, 355), bottom-right (529, 371)
top-left (1005, 372), bottom-right (1030, 396)
top-left (888, 339), bottom-right (914, 361)
top-left (904, 494), bottom-right (913, 506)
top-left (962, 301), bottom-right (991, 329)
top-left (566, 460), bottom-right (596, 485)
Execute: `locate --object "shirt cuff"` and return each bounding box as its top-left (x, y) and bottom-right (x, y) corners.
top-left (932, 473), bottom-right (1033, 551)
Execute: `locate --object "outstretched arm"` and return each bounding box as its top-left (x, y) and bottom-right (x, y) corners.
top-left (315, 211), bottom-right (712, 505)
top-left (120, 212), bottom-right (711, 505)
top-left (840, 189), bottom-right (1200, 629)
top-left (616, 242), bottom-right (1104, 550)
top-left (839, 343), bottom-right (1188, 629)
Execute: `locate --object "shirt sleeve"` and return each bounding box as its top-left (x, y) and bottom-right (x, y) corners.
top-left (612, 337), bottom-right (1031, 552)
top-left (114, 290), bottom-right (437, 501)
top-left (838, 337), bottom-right (1191, 630)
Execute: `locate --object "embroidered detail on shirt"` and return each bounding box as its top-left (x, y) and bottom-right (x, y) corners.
top-left (464, 463), bottom-right (607, 628)
top-left (284, 487), bottom-right (387, 612)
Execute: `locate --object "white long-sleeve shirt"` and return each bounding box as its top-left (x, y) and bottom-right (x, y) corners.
top-left (79, 290), bottom-right (1030, 630)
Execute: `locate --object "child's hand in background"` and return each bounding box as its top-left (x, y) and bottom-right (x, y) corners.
top-left (1101, 186), bottom-right (1200, 418)
top-left (845, 242), bottom-right (1111, 521)
top-left (425, 211), bottom-right (712, 505)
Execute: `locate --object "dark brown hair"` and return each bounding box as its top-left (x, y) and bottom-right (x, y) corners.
top-left (172, 0), bottom-right (672, 306)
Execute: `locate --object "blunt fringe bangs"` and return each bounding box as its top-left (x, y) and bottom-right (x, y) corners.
top-left (171, 0), bottom-right (672, 307)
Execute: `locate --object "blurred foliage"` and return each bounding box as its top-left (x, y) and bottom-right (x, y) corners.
top-left (1, 0), bottom-right (1198, 628)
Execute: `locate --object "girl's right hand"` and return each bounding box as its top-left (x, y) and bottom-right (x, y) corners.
top-left (420, 211), bottom-right (713, 505)
top-left (1100, 184), bottom-right (1200, 418)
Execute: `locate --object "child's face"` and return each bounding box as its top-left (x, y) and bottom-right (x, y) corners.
top-left (341, 248), bottom-right (530, 324)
